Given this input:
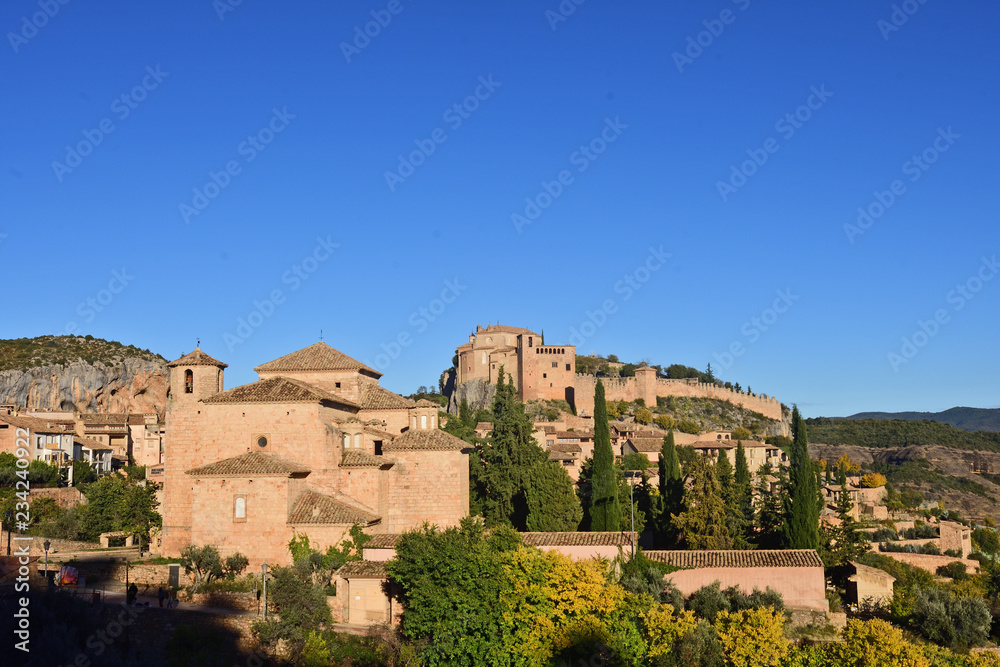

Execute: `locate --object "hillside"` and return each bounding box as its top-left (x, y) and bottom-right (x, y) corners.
top-left (846, 406), bottom-right (1000, 432)
top-left (0, 335), bottom-right (168, 414)
top-left (0, 335), bottom-right (165, 371)
top-left (806, 417), bottom-right (1000, 452)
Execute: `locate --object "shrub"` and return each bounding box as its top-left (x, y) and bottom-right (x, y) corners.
top-left (224, 552), bottom-right (249, 579)
top-left (936, 561), bottom-right (968, 581)
top-left (870, 527), bottom-right (898, 542)
top-left (180, 544), bottom-right (223, 585)
top-left (902, 523), bottom-right (937, 540)
top-left (860, 473), bottom-right (887, 488)
top-left (688, 582), bottom-right (730, 623)
top-left (714, 607), bottom-right (789, 667)
top-left (654, 415), bottom-right (674, 430)
top-left (912, 586), bottom-right (990, 650)
top-left (622, 453), bottom-right (652, 471)
top-left (834, 618), bottom-right (929, 667)
top-left (635, 408), bottom-right (653, 425)
top-left (677, 420), bottom-right (700, 435)
top-left (730, 427), bottom-right (752, 440)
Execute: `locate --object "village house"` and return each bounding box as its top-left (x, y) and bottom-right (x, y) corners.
top-left (847, 561), bottom-right (895, 608)
top-left (160, 342), bottom-right (471, 568)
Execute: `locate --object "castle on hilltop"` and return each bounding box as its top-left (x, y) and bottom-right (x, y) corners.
top-left (455, 324), bottom-right (783, 421)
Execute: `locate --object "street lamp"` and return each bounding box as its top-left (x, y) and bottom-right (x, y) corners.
top-left (261, 563), bottom-right (268, 619)
top-left (3, 510), bottom-right (11, 556)
top-left (44, 540), bottom-right (51, 589)
top-left (625, 470), bottom-right (638, 558)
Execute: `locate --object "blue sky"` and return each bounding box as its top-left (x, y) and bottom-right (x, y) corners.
top-left (1, 0), bottom-right (997, 418)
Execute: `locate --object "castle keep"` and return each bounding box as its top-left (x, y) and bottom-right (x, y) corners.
top-left (161, 342), bottom-right (469, 567)
top-left (456, 324), bottom-right (783, 420)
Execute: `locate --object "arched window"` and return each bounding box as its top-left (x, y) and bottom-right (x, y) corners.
top-left (343, 434), bottom-right (349, 449)
top-left (354, 434), bottom-right (361, 448)
top-left (421, 415), bottom-right (427, 429)
top-left (184, 370), bottom-right (193, 394)
top-left (234, 496), bottom-right (246, 520)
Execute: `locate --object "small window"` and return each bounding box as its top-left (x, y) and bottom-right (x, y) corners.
top-left (551, 362), bottom-right (557, 368)
top-left (256, 435), bottom-right (268, 448)
top-left (184, 370), bottom-right (193, 394)
top-left (234, 495), bottom-right (246, 522)
top-left (335, 382), bottom-right (342, 389)
top-left (565, 364), bottom-right (571, 371)
top-left (543, 373), bottom-right (547, 379)
top-left (354, 433), bottom-right (361, 448)
top-left (420, 415), bottom-right (427, 429)
top-left (343, 434), bottom-right (349, 448)
top-left (375, 440), bottom-right (383, 456)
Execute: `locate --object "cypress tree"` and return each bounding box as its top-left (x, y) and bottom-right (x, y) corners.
top-left (716, 448), bottom-right (733, 495)
top-left (589, 380), bottom-right (622, 531)
top-left (783, 406), bottom-right (819, 549)
top-left (658, 429), bottom-right (683, 544)
top-left (734, 441), bottom-right (753, 532)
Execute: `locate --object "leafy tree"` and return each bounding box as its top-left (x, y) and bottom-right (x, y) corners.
top-left (972, 527), bottom-right (999, 554)
top-left (859, 473), bottom-right (887, 488)
top-left (76, 475), bottom-right (160, 542)
top-left (253, 559), bottom-right (333, 661)
top-left (911, 586), bottom-right (990, 650)
top-left (635, 408), bottom-right (653, 425)
top-left (674, 456), bottom-right (731, 550)
top-left (731, 427), bottom-right (752, 440)
top-left (525, 461), bottom-right (583, 531)
top-left (654, 620), bottom-right (725, 667)
top-left (180, 544), bottom-right (223, 585)
top-left (676, 420), bottom-right (701, 435)
top-left (590, 380), bottom-right (621, 531)
top-left (654, 414), bottom-right (674, 430)
top-left (223, 552), bottom-right (249, 579)
top-left (71, 460), bottom-right (96, 485)
top-left (714, 607), bottom-right (790, 667)
top-left (734, 442), bottom-right (753, 525)
top-left (622, 452), bottom-right (651, 471)
top-left (716, 448), bottom-right (748, 548)
top-left (833, 618), bottom-right (930, 667)
top-left (783, 406), bottom-right (819, 549)
top-left (287, 525), bottom-right (369, 591)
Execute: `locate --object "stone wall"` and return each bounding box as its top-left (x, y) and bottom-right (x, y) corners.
top-left (666, 566), bottom-right (827, 612)
top-left (876, 551), bottom-right (980, 574)
top-left (29, 486), bottom-right (87, 508)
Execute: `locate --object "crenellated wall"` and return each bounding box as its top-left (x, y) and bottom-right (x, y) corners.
top-left (573, 373), bottom-right (783, 421)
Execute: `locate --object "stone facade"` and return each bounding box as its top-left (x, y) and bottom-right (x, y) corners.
top-left (454, 324), bottom-right (784, 422)
top-left (161, 343), bottom-right (469, 568)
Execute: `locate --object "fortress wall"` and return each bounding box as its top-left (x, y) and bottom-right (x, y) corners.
top-left (572, 374), bottom-right (783, 421)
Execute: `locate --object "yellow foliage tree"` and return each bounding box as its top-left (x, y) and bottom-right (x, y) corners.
top-left (837, 454), bottom-right (861, 474)
top-left (640, 603), bottom-right (697, 658)
top-left (834, 618), bottom-right (929, 667)
top-left (714, 607), bottom-right (789, 667)
top-left (860, 473), bottom-right (888, 488)
top-left (654, 414), bottom-right (674, 430)
top-left (635, 408), bottom-right (653, 425)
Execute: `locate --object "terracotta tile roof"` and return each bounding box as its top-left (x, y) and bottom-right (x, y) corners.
top-left (365, 534), bottom-right (401, 549)
top-left (338, 560), bottom-right (388, 578)
top-left (81, 413), bottom-right (129, 425)
top-left (364, 426), bottom-right (397, 440)
top-left (254, 342), bottom-right (380, 377)
top-left (383, 428), bottom-right (469, 451)
top-left (549, 451), bottom-right (576, 462)
top-left (74, 436), bottom-right (112, 450)
top-left (186, 451), bottom-right (311, 477)
top-left (553, 430), bottom-right (593, 439)
top-left (645, 550), bottom-right (824, 568)
top-left (167, 348), bottom-right (228, 368)
top-left (627, 437), bottom-right (665, 453)
top-left (848, 561), bottom-right (896, 583)
top-left (340, 450), bottom-right (394, 468)
top-left (490, 346), bottom-right (517, 354)
top-left (361, 384), bottom-right (415, 411)
top-left (690, 440), bottom-right (737, 450)
top-left (414, 399), bottom-right (442, 408)
top-left (477, 324), bottom-right (538, 336)
top-left (520, 532), bottom-right (634, 547)
top-left (549, 442), bottom-right (582, 453)
top-left (0, 415), bottom-right (73, 433)
top-left (200, 376), bottom-right (360, 408)
top-left (476, 422), bottom-right (494, 431)
top-left (287, 489), bottom-right (379, 525)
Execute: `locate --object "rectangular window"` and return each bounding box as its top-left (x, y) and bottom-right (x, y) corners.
top-left (335, 382), bottom-right (342, 389)
top-left (565, 364), bottom-right (571, 371)
top-left (551, 362), bottom-right (557, 368)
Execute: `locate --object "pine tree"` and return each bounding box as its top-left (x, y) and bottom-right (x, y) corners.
top-left (658, 429), bottom-right (683, 544)
top-left (716, 448), bottom-right (733, 494)
top-left (589, 380), bottom-right (622, 531)
top-left (674, 456), bottom-right (731, 550)
top-left (754, 462), bottom-right (785, 549)
top-left (479, 367), bottom-right (547, 528)
top-left (783, 406), bottom-right (820, 549)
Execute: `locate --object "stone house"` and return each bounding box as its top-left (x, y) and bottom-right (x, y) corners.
top-left (847, 561), bottom-right (895, 607)
top-left (0, 414), bottom-right (75, 465)
top-left (160, 342), bottom-right (470, 569)
top-left (646, 549), bottom-right (827, 612)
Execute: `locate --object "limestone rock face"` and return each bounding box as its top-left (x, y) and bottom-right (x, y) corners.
top-left (0, 358), bottom-right (168, 414)
top-left (448, 378), bottom-right (496, 414)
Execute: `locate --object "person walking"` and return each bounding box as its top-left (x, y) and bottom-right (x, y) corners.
top-left (157, 586), bottom-right (166, 608)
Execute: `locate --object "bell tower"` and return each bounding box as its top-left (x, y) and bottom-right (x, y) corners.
top-left (166, 347), bottom-right (227, 405)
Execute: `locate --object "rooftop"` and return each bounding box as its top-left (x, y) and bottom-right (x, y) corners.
top-left (201, 376), bottom-right (360, 408)
top-left (254, 342), bottom-right (380, 377)
top-left (383, 428), bottom-right (469, 451)
top-left (340, 450), bottom-right (394, 468)
top-left (360, 383), bottom-right (415, 411)
top-left (186, 450), bottom-right (311, 477)
top-left (288, 489), bottom-right (380, 526)
top-left (167, 347), bottom-right (228, 368)
top-left (521, 532), bottom-right (634, 547)
top-left (645, 549), bottom-right (824, 568)
top-left (338, 560), bottom-right (389, 578)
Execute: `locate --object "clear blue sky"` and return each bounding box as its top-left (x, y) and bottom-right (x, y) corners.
top-left (2, 0), bottom-right (997, 418)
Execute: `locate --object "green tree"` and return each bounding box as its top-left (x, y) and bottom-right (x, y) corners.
top-left (734, 442), bottom-right (753, 528)
top-left (76, 476), bottom-right (160, 543)
top-left (658, 430), bottom-right (684, 546)
top-left (589, 380), bottom-right (621, 531)
top-left (783, 406), bottom-right (819, 549)
top-left (477, 368), bottom-right (547, 528)
top-left (180, 544), bottom-right (223, 585)
top-left (674, 456), bottom-right (731, 550)
top-left (753, 462), bottom-right (785, 549)
top-left (822, 467), bottom-right (869, 567)
top-left (911, 586), bottom-right (991, 650)
top-left (525, 461), bottom-right (583, 531)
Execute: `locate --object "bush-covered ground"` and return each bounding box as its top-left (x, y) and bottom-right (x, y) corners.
top-left (0, 334), bottom-right (165, 371)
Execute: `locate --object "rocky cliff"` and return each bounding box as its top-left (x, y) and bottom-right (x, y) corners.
top-left (0, 358), bottom-right (168, 414)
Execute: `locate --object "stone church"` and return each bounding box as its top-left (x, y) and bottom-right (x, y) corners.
top-left (160, 342), bottom-right (469, 567)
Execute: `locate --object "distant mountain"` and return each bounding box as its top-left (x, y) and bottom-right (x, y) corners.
top-left (845, 407), bottom-right (1000, 433)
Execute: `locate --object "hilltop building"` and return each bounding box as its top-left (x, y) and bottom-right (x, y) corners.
top-left (160, 342), bottom-right (470, 567)
top-left (454, 324), bottom-right (783, 421)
